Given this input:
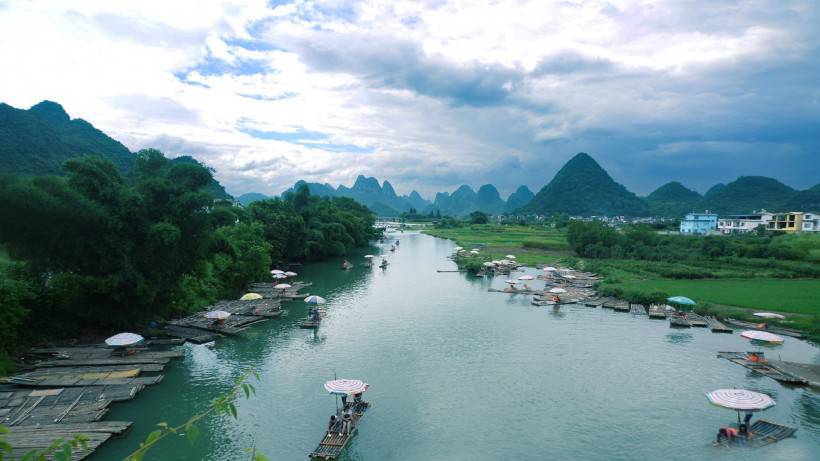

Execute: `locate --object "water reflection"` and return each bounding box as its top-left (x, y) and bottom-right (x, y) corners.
top-left (666, 331), bottom-right (694, 345)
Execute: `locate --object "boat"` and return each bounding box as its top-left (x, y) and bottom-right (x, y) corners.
top-left (310, 379), bottom-right (370, 460)
top-left (707, 389), bottom-right (796, 448)
top-left (342, 260), bottom-right (352, 270)
top-left (389, 245), bottom-right (396, 252)
top-left (379, 258), bottom-right (389, 269)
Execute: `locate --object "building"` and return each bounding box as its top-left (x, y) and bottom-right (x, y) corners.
top-left (801, 212), bottom-right (820, 232)
top-left (680, 211), bottom-right (718, 235)
top-left (717, 211), bottom-right (774, 234)
top-left (767, 212), bottom-right (804, 232)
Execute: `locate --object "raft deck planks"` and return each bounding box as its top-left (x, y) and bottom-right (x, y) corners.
top-left (309, 402), bottom-right (369, 459)
top-left (705, 316), bottom-right (733, 333)
top-left (717, 352), bottom-right (808, 385)
top-left (3, 421), bottom-right (131, 461)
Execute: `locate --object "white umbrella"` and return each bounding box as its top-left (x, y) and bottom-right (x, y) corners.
top-left (270, 269), bottom-right (285, 274)
top-left (482, 262), bottom-right (495, 267)
top-left (506, 254), bottom-right (516, 259)
top-left (105, 332), bottom-right (144, 347)
top-left (504, 280), bottom-right (518, 284)
top-left (491, 260), bottom-right (501, 265)
top-left (324, 379), bottom-right (369, 395)
top-left (285, 271), bottom-right (297, 277)
top-left (563, 274), bottom-right (577, 279)
top-left (470, 250), bottom-right (480, 254)
top-left (273, 274), bottom-right (288, 279)
top-left (304, 295), bottom-right (327, 305)
top-left (204, 310), bottom-right (231, 320)
top-left (543, 266), bottom-right (558, 272)
top-left (274, 283), bottom-right (292, 290)
top-left (518, 275), bottom-right (534, 280)
top-left (453, 246), bottom-right (463, 251)
top-left (364, 255), bottom-right (375, 259)
top-left (740, 330), bottom-right (784, 344)
top-left (753, 312), bottom-right (785, 319)
top-left (706, 389), bottom-right (775, 412)
top-left (549, 288), bottom-right (567, 294)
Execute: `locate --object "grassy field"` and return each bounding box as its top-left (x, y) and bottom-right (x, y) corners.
top-left (422, 224), bottom-right (570, 266)
top-left (610, 278), bottom-right (820, 314)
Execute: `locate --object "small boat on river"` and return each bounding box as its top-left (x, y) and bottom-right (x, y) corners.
top-left (310, 379), bottom-right (371, 460)
top-left (707, 388), bottom-right (796, 448)
top-left (342, 259), bottom-right (353, 270)
top-left (379, 258), bottom-right (389, 269)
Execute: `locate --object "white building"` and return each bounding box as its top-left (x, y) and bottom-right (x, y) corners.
top-left (717, 211), bottom-right (774, 234)
top-left (802, 212), bottom-right (820, 232)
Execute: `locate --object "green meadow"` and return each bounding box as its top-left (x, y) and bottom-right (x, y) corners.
top-left (422, 225), bottom-right (570, 266)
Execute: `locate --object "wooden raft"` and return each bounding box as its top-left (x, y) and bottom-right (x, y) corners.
top-left (705, 316), bottom-right (733, 333)
top-left (723, 318), bottom-right (804, 338)
top-left (716, 419), bottom-right (797, 448)
top-left (309, 402), bottom-right (370, 459)
top-left (686, 312), bottom-right (708, 328)
top-left (3, 421), bottom-right (131, 461)
top-left (716, 352), bottom-right (807, 385)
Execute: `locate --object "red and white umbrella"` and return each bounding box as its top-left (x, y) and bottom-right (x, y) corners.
top-left (543, 266), bottom-right (557, 272)
top-left (740, 330), bottom-right (784, 344)
top-left (706, 389), bottom-right (775, 412)
top-left (548, 288), bottom-right (567, 294)
top-left (324, 379), bottom-right (369, 395)
top-left (204, 310), bottom-right (231, 320)
top-left (274, 283), bottom-right (292, 290)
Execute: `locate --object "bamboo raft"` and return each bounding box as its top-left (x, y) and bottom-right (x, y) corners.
top-left (647, 306), bottom-right (668, 319)
top-left (716, 419), bottom-right (797, 448)
top-left (723, 318), bottom-right (804, 338)
top-left (669, 315), bottom-right (691, 328)
top-left (2, 421), bottom-right (132, 461)
top-left (531, 299), bottom-right (580, 306)
top-left (705, 316), bottom-right (733, 333)
top-left (309, 402), bottom-right (370, 459)
top-left (161, 324), bottom-right (222, 344)
top-left (300, 318), bottom-right (322, 329)
top-left (686, 312), bottom-right (708, 328)
top-left (247, 281), bottom-right (312, 299)
top-left (716, 352), bottom-right (808, 385)
top-left (168, 310), bottom-right (270, 336)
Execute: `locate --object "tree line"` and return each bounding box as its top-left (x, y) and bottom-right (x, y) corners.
top-left (0, 150), bottom-right (379, 364)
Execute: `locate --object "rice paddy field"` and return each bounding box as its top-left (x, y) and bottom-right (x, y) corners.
top-left (611, 278), bottom-right (820, 314)
top-left (422, 224), bottom-right (570, 266)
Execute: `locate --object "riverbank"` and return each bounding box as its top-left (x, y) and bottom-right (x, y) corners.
top-left (427, 224), bottom-right (819, 342)
top-left (422, 224), bottom-right (571, 266)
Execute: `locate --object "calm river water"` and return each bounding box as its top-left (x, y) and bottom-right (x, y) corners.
top-left (93, 232), bottom-right (819, 461)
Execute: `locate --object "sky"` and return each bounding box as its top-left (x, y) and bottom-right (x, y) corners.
top-left (1, 0), bottom-right (818, 199)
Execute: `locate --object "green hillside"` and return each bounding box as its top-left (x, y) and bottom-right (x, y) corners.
top-left (645, 181), bottom-right (702, 217)
top-left (523, 152), bottom-right (648, 216)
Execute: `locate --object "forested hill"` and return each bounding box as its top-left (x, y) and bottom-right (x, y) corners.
top-left (0, 100), bottom-right (231, 199)
top-left (522, 153), bottom-right (649, 216)
top-left (0, 101), bottom-right (133, 175)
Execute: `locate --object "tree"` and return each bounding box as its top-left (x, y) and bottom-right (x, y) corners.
top-left (469, 211), bottom-right (488, 224)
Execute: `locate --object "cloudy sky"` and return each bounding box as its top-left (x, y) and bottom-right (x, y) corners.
top-left (1, 0), bottom-right (818, 198)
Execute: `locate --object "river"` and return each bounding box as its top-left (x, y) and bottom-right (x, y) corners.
top-left (92, 232), bottom-right (819, 461)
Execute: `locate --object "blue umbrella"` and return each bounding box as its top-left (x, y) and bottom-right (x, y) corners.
top-left (667, 296), bottom-right (696, 306)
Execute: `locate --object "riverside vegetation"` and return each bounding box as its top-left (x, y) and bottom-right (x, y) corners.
top-left (425, 220), bottom-right (820, 341)
top-left (0, 150), bottom-right (379, 374)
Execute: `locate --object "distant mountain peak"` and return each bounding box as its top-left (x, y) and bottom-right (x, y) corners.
top-left (523, 152), bottom-right (648, 216)
top-left (505, 185), bottom-right (535, 212)
top-left (29, 100), bottom-right (71, 125)
top-left (382, 180), bottom-right (397, 198)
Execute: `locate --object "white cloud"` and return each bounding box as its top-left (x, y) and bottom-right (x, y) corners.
top-left (0, 0), bottom-right (817, 197)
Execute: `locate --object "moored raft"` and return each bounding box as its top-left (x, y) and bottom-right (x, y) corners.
top-left (716, 352), bottom-right (807, 385)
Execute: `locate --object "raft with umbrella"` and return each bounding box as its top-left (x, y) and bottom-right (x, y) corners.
top-left (706, 388), bottom-right (796, 447)
top-left (310, 379), bottom-right (371, 460)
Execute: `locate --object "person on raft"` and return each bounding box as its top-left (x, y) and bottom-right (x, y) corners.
top-left (328, 414), bottom-right (337, 431)
top-left (341, 410), bottom-right (353, 435)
